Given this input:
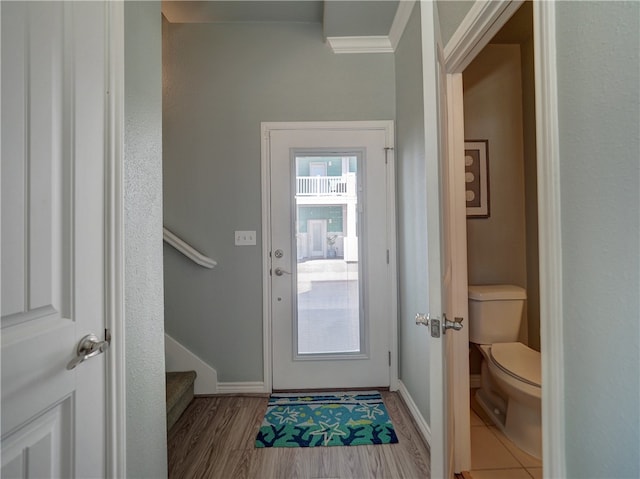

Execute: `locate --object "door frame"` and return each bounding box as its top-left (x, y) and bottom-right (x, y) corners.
top-left (105, 2), bottom-right (126, 476)
top-left (443, 0), bottom-right (566, 476)
top-left (261, 121), bottom-right (398, 393)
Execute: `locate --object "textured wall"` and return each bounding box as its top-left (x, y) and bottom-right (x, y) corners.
top-left (124, 2), bottom-right (167, 477)
top-left (162, 21), bottom-right (395, 382)
top-left (556, 2), bottom-right (640, 477)
top-left (394, 2), bottom-right (430, 422)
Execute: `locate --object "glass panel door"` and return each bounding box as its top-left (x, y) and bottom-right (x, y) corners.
top-left (267, 122), bottom-right (395, 390)
top-left (294, 155), bottom-right (362, 355)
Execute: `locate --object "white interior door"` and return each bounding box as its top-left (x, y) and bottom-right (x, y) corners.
top-left (1, 3), bottom-right (110, 477)
top-left (421, 2), bottom-right (463, 478)
top-left (265, 121), bottom-right (396, 390)
top-left (448, 73), bottom-right (473, 472)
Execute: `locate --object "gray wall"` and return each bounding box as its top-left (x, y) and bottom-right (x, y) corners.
top-left (162, 20), bottom-right (395, 382)
top-left (394, 2), bottom-right (431, 422)
top-left (125, 2), bottom-right (167, 477)
top-left (323, 0), bottom-right (398, 37)
top-left (556, 2), bottom-right (639, 477)
top-left (436, 0), bottom-right (474, 46)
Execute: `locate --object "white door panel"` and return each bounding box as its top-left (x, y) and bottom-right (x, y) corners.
top-left (265, 122), bottom-right (396, 390)
top-left (2, 2), bottom-right (108, 477)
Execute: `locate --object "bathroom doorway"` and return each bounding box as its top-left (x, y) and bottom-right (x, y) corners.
top-left (460, 2), bottom-right (543, 476)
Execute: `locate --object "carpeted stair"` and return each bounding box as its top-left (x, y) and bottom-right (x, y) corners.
top-left (166, 371), bottom-right (197, 430)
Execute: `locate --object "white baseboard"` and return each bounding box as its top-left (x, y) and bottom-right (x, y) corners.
top-left (470, 374), bottom-right (482, 389)
top-left (216, 382), bottom-right (268, 394)
top-left (164, 333), bottom-right (218, 395)
top-left (397, 380), bottom-right (432, 446)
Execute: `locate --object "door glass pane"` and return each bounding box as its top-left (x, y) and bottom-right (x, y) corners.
top-left (295, 155), bottom-right (361, 355)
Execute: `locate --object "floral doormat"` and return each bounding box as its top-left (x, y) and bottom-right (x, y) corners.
top-left (255, 391), bottom-right (399, 448)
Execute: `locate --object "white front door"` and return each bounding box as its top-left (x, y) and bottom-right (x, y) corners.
top-left (1, 3), bottom-right (111, 477)
top-left (264, 121), bottom-right (397, 390)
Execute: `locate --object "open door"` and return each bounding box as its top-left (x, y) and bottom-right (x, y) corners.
top-left (420, 2), bottom-right (469, 477)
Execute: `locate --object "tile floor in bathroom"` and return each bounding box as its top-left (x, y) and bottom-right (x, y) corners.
top-left (468, 389), bottom-right (543, 479)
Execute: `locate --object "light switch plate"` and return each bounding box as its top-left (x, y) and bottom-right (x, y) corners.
top-left (235, 230), bottom-right (256, 246)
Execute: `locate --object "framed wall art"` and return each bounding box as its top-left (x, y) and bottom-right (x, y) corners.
top-left (464, 140), bottom-right (490, 218)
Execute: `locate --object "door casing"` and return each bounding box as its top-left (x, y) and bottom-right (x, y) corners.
top-left (443, 0), bottom-right (566, 476)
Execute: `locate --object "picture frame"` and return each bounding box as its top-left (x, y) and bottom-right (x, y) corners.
top-left (464, 140), bottom-right (490, 218)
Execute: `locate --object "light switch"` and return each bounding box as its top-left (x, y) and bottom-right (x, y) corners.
top-left (235, 230), bottom-right (256, 246)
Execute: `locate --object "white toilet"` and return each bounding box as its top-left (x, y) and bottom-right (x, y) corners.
top-left (468, 284), bottom-right (542, 459)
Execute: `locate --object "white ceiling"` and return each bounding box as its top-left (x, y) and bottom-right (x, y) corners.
top-left (162, 0), bottom-right (400, 38)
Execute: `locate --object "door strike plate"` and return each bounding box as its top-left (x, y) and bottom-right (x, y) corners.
top-left (430, 319), bottom-right (441, 338)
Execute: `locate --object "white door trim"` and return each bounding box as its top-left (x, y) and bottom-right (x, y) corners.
top-left (532, 2), bottom-right (566, 476)
top-left (444, 0), bottom-right (525, 73)
top-left (444, 1), bottom-right (566, 477)
top-left (261, 121), bottom-right (398, 393)
top-left (105, 2), bottom-right (126, 476)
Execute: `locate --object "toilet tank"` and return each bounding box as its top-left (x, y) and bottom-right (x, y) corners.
top-left (468, 284), bottom-right (527, 344)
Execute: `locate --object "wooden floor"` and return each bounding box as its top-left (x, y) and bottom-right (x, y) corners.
top-left (168, 391), bottom-right (431, 478)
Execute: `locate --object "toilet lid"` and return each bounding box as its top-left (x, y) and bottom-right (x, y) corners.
top-left (490, 342), bottom-right (541, 387)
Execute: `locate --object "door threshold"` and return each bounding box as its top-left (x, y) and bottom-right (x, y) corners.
top-left (272, 386), bottom-right (390, 393)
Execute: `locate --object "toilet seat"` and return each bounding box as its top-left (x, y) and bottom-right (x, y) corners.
top-left (489, 342), bottom-right (541, 388)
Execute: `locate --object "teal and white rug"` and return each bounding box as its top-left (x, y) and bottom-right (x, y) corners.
top-left (255, 391), bottom-right (399, 448)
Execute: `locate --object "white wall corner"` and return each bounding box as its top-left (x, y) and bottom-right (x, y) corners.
top-left (164, 333), bottom-right (218, 395)
top-left (397, 381), bottom-right (432, 446)
top-left (389, 0), bottom-right (416, 51)
top-left (326, 36), bottom-right (394, 54)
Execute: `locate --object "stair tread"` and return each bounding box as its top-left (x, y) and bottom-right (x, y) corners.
top-left (166, 371), bottom-right (197, 411)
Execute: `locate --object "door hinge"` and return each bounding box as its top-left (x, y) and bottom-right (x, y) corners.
top-left (386, 249), bottom-right (389, 264)
top-left (383, 146), bottom-right (394, 164)
top-left (388, 351), bottom-right (391, 366)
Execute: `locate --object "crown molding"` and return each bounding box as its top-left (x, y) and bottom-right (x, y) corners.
top-left (326, 35), bottom-right (393, 54)
top-left (389, 0), bottom-right (416, 51)
top-left (326, 0), bottom-right (416, 54)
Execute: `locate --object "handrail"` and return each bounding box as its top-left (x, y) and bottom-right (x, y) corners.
top-left (163, 227), bottom-right (217, 269)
